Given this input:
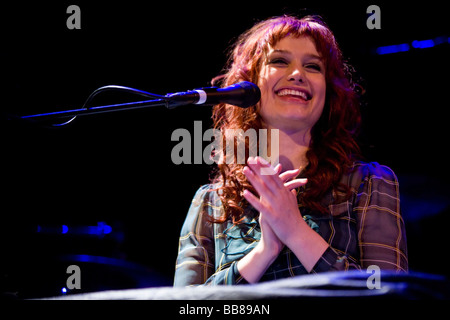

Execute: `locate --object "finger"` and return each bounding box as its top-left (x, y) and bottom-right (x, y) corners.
top-left (243, 189), bottom-right (266, 214)
top-left (246, 161), bottom-right (277, 195)
top-left (243, 165), bottom-right (272, 198)
top-left (284, 178), bottom-right (308, 191)
top-left (248, 156), bottom-right (277, 176)
top-left (247, 157), bottom-right (283, 191)
top-left (279, 168), bottom-right (301, 183)
top-left (257, 157), bottom-right (278, 176)
top-left (247, 156), bottom-right (258, 165)
top-left (274, 163), bottom-right (282, 175)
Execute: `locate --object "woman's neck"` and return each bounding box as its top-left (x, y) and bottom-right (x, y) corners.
top-left (266, 126), bottom-right (311, 172)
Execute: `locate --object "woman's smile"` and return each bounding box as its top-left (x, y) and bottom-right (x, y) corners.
top-left (258, 35), bottom-right (326, 132)
top-left (275, 86), bottom-right (312, 104)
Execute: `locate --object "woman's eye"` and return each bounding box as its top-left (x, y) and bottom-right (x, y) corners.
top-left (305, 63), bottom-right (322, 72)
top-left (269, 58), bottom-right (288, 65)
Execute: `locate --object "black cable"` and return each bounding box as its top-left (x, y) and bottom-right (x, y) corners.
top-left (52, 85), bottom-right (165, 127)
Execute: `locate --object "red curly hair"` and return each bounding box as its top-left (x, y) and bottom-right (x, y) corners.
top-left (210, 15), bottom-right (361, 223)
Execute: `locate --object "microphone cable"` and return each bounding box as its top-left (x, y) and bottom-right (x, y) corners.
top-left (53, 85), bottom-right (164, 127)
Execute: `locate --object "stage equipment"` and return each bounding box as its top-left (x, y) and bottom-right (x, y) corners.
top-left (17, 81), bottom-right (260, 126)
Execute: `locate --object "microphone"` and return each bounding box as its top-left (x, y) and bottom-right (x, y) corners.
top-left (166, 81), bottom-right (261, 109)
top-left (17, 82), bottom-right (261, 126)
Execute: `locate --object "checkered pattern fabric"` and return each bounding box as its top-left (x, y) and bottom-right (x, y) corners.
top-left (174, 162), bottom-right (408, 286)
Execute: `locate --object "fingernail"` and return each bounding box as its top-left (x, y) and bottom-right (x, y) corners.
top-left (258, 157), bottom-right (270, 166)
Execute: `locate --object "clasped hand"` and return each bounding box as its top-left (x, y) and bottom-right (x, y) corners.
top-left (242, 156), bottom-right (308, 256)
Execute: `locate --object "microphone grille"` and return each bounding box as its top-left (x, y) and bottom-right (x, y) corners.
top-left (235, 81), bottom-right (261, 108)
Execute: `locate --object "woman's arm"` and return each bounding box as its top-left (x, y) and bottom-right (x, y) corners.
top-left (353, 162), bottom-right (408, 271)
top-left (311, 162), bottom-right (408, 273)
top-left (174, 185), bottom-right (215, 286)
top-left (174, 184), bottom-right (257, 286)
top-left (242, 158), bottom-right (408, 278)
top-left (239, 163), bottom-right (310, 283)
top-left (240, 157), bottom-right (325, 282)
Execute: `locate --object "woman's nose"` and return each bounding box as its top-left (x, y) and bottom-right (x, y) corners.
top-left (287, 67), bottom-right (305, 83)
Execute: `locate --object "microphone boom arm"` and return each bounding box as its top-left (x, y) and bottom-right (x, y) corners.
top-left (18, 81), bottom-right (259, 126)
top-left (21, 98), bottom-right (168, 121)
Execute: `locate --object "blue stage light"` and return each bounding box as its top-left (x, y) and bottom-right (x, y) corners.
top-left (103, 224), bottom-right (112, 234)
top-left (376, 43), bottom-right (410, 55)
top-left (375, 35), bottom-right (447, 55)
top-left (412, 39), bottom-right (435, 49)
top-left (96, 221), bottom-right (112, 235)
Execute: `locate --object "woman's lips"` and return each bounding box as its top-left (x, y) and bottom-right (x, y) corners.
top-left (275, 87), bottom-right (312, 103)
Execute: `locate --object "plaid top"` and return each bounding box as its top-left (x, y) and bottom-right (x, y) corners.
top-left (174, 161), bottom-right (408, 286)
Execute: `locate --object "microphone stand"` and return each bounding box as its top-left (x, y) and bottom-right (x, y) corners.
top-left (20, 98), bottom-right (167, 121)
top-left (17, 85), bottom-right (175, 126)
top-left (14, 81), bottom-right (257, 126)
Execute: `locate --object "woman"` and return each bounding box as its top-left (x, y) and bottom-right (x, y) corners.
top-left (174, 15), bottom-right (408, 286)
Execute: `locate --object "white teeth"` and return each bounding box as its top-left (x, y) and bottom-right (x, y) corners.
top-left (277, 89), bottom-right (309, 100)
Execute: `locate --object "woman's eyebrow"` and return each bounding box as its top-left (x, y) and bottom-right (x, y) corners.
top-left (273, 49), bottom-right (288, 53)
top-left (304, 53), bottom-right (323, 61)
top-left (270, 49), bottom-right (322, 61)
top-left (271, 49), bottom-right (291, 55)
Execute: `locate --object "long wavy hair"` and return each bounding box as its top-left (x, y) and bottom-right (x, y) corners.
top-left (210, 15), bottom-right (362, 223)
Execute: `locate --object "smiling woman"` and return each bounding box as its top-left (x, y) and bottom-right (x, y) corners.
top-left (209, 15), bottom-right (363, 221)
top-left (258, 36), bottom-right (327, 135)
top-left (174, 15), bottom-right (408, 286)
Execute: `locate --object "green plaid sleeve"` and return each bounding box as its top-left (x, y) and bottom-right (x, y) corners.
top-left (174, 185), bottom-right (216, 286)
top-left (311, 162), bottom-right (408, 273)
top-left (174, 185), bottom-right (249, 286)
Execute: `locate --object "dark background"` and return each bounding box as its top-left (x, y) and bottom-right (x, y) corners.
top-left (1, 1), bottom-right (449, 298)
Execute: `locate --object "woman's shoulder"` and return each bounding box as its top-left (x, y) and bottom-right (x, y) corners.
top-left (181, 184), bottom-right (224, 233)
top-left (346, 161), bottom-right (399, 189)
top-left (191, 183), bottom-right (223, 209)
top-left (352, 161), bottom-right (398, 179)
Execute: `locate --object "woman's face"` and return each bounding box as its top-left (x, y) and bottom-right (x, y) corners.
top-left (257, 35), bottom-right (327, 134)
